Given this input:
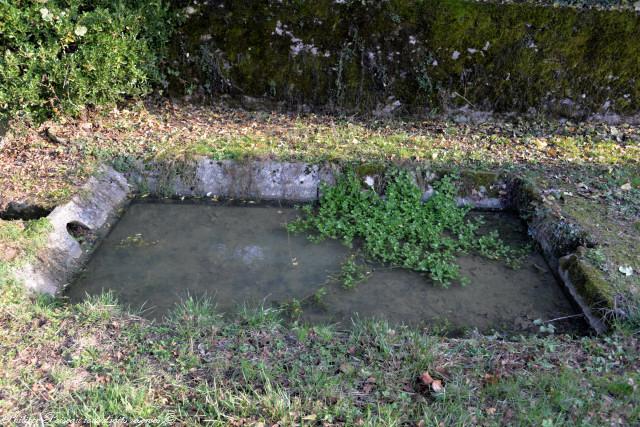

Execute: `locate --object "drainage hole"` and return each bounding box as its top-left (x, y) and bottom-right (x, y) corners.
top-left (66, 221), bottom-right (94, 244)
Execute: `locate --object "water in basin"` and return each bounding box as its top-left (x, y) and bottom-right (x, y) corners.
top-left (67, 200), bottom-right (585, 334)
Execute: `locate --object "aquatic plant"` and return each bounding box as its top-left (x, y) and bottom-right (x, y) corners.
top-left (289, 171), bottom-right (525, 287)
top-left (339, 255), bottom-right (370, 289)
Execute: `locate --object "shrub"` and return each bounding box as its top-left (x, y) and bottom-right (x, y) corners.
top-left (0, 0), bottom-right (177, 122)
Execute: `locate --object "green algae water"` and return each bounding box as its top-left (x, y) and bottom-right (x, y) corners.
top-left (67, 200), bottom-right (584, 334)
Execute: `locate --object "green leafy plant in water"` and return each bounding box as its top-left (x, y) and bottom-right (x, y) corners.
top-left (313, 286), bottom-right (328, 304)
top-left (288, 171), bottom-right (525, 287)
top-left (281, 298), bottom-right (303, 319)
top-left (340, 255), bottom-right (370, 289)
top-left (117, 233), bottom-right (158, 248)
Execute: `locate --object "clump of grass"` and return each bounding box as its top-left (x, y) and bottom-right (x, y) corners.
top-left (0, 218), bottom-right (51, 257)
top-left (237, 303), bottom-right (283, 330)
top-left (75, 291), bottom-right (121, 324)
top-left (289, 171), bottom-right (524, 287)
top-left (166, 294), bottom-right (221, 337)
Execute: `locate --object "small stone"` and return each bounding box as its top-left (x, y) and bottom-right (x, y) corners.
top-left (619, 266), bottom-right (634, 277)
top-left (620, 182), bottom-right (632, 191)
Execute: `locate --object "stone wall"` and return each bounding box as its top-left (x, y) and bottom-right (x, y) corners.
top-left (168, 0), bottom-right (640, 116)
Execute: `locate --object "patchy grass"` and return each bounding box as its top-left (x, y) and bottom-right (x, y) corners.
top-left (1, 101), bottom-right (638, 210)
top-left (0, 288), bottom-right (638, 425)
top-left (0, 218), bottom-right (51, 280)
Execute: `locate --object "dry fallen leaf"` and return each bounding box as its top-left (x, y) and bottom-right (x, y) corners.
top-left (362, 382), bottom-right (374, 394)
top-left (483, 373), bottom-right (499, 385)
top-left (431, 379), bottom-right (444, 393)
top-left (420, 371), bottom-right (434, 385)
top-left (339, 363), bottom-right (354, 374)
top-left (621, 182), bottom-right (632, 191)
top-left (0, 246), bottom-right (19, 262)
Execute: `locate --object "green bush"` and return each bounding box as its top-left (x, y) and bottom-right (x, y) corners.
top-left (0, 0), bottom-right (177, 122)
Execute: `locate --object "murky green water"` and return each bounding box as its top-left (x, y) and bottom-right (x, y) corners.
top-left (67, 200), bottom-right (584, 334)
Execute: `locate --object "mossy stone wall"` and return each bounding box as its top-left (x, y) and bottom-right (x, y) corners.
top-left (169, 0), bottom-right (640, 114)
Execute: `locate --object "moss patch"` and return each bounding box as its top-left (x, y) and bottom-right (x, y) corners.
top-left (170, 0), bottom-right (640, 114)
top-left (560, 254), bottom-right (615, 309)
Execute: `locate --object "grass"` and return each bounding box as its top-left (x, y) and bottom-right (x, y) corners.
top-left (0, 286), bottom-right (638, 425)
top-left (2, 102), bottom-right (638, 211)
top-left (1, 101), bottom-right (639, 424)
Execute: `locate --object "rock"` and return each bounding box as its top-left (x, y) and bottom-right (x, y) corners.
top-left (619, 266), bottom-right (634, 277)
top-left (240, 95), bottom-right (281, 111)
top-left (45, 127), bottom-right (69, 145)
top-left (0, 117), bottom-right (7, 149)
top-left (373, 97), bottom-right (402, 117)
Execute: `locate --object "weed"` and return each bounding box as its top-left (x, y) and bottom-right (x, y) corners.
top-left (586, 248), bottom-right (608, 272)
top-left (313, 286), bottom-right (328, 304)
top-left (289, 171), bottom-right (523, 287)
top-left (74, 291), bottom-right (120, 324)
top-left (0, 1), bottom-right (178, 122)
top-left (165, 294), bottom-right (221, 338)
top-left (237, 303), bottom-right (282, 330)
top-left (281, 298), bottom-right (303, 319)
top-left (340, 255), bottom-right (370, 289)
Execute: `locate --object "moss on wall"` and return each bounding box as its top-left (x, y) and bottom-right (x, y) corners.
top-left (169, 0), bottom-right (640, 114)
top-left (560, 254), bottom-right (615, 309)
